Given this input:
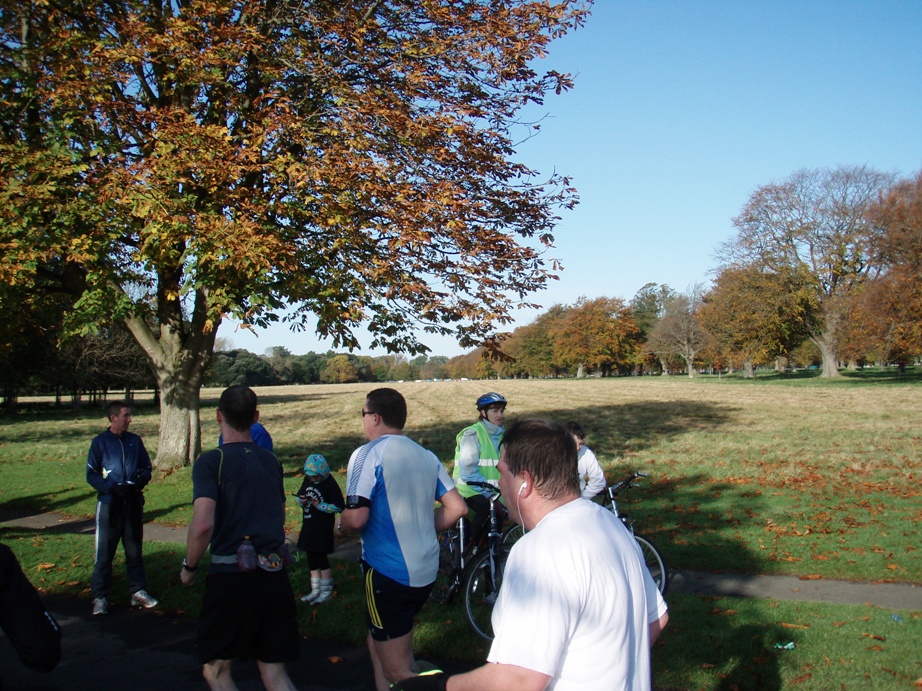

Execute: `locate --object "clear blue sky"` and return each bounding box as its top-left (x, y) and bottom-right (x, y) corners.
top-left (227, 0), bottom-right (922, 358)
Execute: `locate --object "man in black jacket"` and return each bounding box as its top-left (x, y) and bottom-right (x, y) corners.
top-left (86, 400), bottom-right (157, 616)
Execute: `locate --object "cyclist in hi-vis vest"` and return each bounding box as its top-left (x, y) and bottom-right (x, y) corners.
top-left (452, 392), bottom-right (507, 544)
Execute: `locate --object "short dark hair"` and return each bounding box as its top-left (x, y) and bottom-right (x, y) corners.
top-left (219, 385), bottom-right (258, 432)
top-left (365, 388), bottom-right (407, 430)
top-left (106, 400), bottom-right (130, 420)
top-left (501, 419), bottom-right (579, 500)
top-left (565, 421), bottom-right (586, 440)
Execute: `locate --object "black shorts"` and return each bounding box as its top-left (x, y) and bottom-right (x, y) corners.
top-left (361, 561), bottom-right (433, 641)
top-left (196, 570), bottom-right (299, 665)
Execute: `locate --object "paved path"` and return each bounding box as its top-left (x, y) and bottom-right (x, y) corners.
top-left (1, 509), bottom-right (920, 690)
top-left (3, 508), bottom-right (920, 609)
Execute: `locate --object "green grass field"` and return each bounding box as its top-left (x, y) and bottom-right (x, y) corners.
top-left (1, 371), bottom-right (920, 689)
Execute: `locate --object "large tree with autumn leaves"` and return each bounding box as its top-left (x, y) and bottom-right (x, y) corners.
top-left (721, 165), bottom-right (894, 378)
top-left (0, 0), bottom-right (588, 468)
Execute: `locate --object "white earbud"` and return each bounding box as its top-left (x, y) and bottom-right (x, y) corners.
top-left (518, 482), bottom-right (527, 496)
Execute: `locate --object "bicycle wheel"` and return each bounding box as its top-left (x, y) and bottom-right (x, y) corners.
top-left (430, 529), bottom-right (462, 604)
top-left (634, 535), bottom-right (668, 595)
top-left (501, 523), bottom-right (525, 547)
top-left (462, 548), bottom-right (506, 641)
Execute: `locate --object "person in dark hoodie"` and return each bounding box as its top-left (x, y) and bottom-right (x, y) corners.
top-left (0, 542), bottom-right (61, 678)
top-left (85, 400), bottom-right (158, 616)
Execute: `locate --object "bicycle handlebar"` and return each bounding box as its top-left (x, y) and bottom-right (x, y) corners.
top-left (607, 472), bottom-right (648, 497)
top-left (466, 480), bottom-right (502, 497)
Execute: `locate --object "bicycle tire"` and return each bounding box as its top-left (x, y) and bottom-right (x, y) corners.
top-left (634, 534), bottom-right (668, 595)
top-left (462, 548), bottom-right (506, 641)
top-left (500, 523), bottom-right (525, 547)
top-left (431, 529), bottom-right (462, 604)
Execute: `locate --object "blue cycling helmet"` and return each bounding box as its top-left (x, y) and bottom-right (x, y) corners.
top-left (303, 453), bottom-right (330, 480)
top-left (476, 392), bottom-right (507, 410)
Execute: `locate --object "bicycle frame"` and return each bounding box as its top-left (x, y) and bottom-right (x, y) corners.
top-left (433, 480), bottom-right (505, 605)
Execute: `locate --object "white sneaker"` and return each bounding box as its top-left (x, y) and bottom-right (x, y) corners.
top-left (92, 597), bottom-right (108, 616)
top-left (130, 589), bottom-right (159, 609)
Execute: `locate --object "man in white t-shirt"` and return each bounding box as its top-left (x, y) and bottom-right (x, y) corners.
top-left (393, 419), bottom-right (669, 691)
top-left (340, 388), bottom-right (467, 691)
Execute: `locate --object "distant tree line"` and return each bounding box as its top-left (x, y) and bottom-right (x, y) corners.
top-left (447, 166), bottom-right (922, 380)
top-left (206, 346), bottom-right (451, 387)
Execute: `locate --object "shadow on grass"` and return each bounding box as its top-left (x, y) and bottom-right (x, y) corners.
top-left (0, 390), bottom-right (799, 683)
top-left (0, 487), bottom-right (89, 520)
top-left (715, 367), bottom-right (921, 386)
top-left (656, 594), bottom-right (788, 691)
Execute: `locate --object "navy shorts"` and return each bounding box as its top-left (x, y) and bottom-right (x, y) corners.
top-left (196, 569), bottom-right (299, 664)
top-left (361, 560), bottom-right (433, 641)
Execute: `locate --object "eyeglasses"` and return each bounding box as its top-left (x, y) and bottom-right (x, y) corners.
top-left (361, 409), bottom-right (378, 417)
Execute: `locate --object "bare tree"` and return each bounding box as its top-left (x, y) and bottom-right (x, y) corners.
top-left (721, 166), bottom-right (895, 377)
top-left (647, 285), bottom-right (712, 378)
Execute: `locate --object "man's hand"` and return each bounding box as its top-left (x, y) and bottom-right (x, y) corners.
top-left (390, 672), bottom-right (448, 691)
top-left (180, 564), bottom-right (197, 587)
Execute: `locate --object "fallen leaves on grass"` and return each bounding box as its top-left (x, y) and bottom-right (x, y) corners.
top-left (799, 574), bottom-right (823, 580)
top-left (862, 633), bottom-right (886, 641)
top-left (780, 622), bottom-right (810, 629)
top-left (789, 672), bottom-right (813, 684)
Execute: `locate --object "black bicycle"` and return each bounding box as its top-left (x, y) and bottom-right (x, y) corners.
top-left (603, 472), bottom-right (669, 594)
top-left (431, 481), bottom-right (511, 641)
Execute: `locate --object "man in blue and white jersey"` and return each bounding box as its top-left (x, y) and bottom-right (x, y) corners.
top-left (341, 388), bottom-right (467, 691)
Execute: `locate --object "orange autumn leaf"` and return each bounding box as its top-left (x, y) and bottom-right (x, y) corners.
top-left (799, 574), bottom-right (823, 580)
top-left (790, 673), bottom-right (813, 685)
top-left (36, 563), bottom-right (55, 572)
top-left (327, 656), bottom-right (343, 664)
top-left (780, 622), bottom-right (810, 629)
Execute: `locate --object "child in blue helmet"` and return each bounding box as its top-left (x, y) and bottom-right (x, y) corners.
top-left (294, 454), bottom-right (344, 604)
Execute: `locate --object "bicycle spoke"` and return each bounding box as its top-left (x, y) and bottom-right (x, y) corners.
top-left (463, 549), bottom-right (504, 641)
top-left (634, 535), bottom-right (669, 595)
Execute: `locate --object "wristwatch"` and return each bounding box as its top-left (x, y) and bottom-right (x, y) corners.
top-left (182, 558), bottom-right (198, 572)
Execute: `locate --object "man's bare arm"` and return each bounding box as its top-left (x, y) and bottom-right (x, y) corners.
top-left (649, 611), bottom-right (669, 645)
top-left (180, 497), bottom-right (215, 586)
top-left (340, 506), bottom-right (369, 534)
top-left (446, 662), bottom-right (550, 691)
top-left (434, 488), bottom-right (467, 532)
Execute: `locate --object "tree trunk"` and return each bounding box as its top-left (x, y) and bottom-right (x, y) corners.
top-left (743, 359), bottom-right (755, 379)
top-left (158, 384), bottom-right (202, 472)
top-left (811, 334), bottom-right (841, 378)
top-left (124, 286), bottom-right (218, 471)
top-left (576, 363), bottom-right (586, 378)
